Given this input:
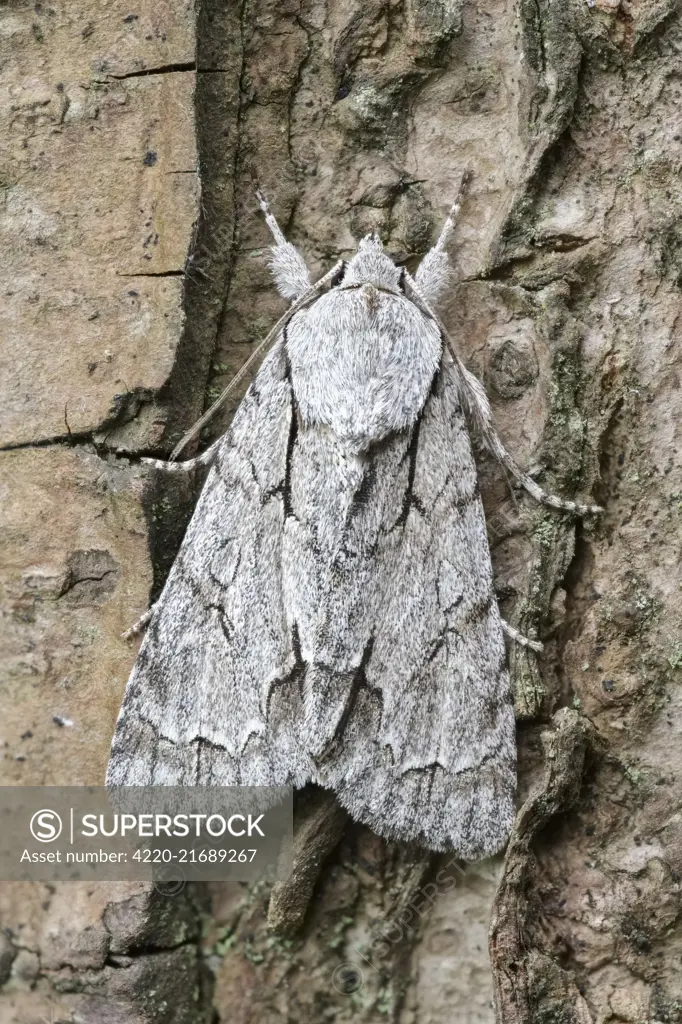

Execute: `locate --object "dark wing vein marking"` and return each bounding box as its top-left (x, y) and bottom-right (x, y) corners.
top-left (281, 397), bottom-right (299, 519)
top-left (394, 415), bottom-right (425, 528)
top-left (136, 711), bottom-right (230, 753)
top-left (313, 638), bottom-right (381, 764)
top-left (392, 366), bottom-right (444, 531)
top-left (264, 621), bottom-right (306, 719)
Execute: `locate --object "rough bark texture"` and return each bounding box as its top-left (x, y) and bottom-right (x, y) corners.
top-left (1, 0), bottom-right (681, 1021)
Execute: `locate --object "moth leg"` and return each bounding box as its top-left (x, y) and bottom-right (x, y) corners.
top-left (413, 171), bottom-right (470, 304)
top-left (456, 366), bottom-right (603, 516)
top-left (122, 604), bottom-right (156, 641)
top-left (142, 435), bottom-right (222, 474)
top-left (501, 619), bottom-right (543, 653)
top-left (256, 185), bottom-right (312, 301)
top-left (404, 271), bottom-right (602, 517)
top-left (267, 787), bottom-right (349, 936)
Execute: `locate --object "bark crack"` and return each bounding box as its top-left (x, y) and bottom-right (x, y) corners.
top-left (110, 62), bottom-right (197, 80)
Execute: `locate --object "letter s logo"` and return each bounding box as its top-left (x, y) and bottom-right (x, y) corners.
top-left (30, 809), bottom-right (63, 842)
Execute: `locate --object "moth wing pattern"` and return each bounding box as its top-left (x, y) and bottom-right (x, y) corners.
top-left (287, 350), bottom-right (514, 856)
top-left (107, 341), bottom-right (313, 788)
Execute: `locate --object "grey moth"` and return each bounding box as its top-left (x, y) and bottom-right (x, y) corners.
top-left (107, 185), bottom-right (599, 855)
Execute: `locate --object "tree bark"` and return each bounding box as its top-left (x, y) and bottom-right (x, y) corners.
top-left (2, 0), bottom-right (682, 1021)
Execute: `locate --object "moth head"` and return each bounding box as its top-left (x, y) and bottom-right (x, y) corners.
top-left (341, 235), bottom-right (403, 294)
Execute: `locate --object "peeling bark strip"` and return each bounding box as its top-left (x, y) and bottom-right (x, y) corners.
top-left (267, 788), bottom-right (350, 935)
top-left (489, 710), bottom-right (594, 1024)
